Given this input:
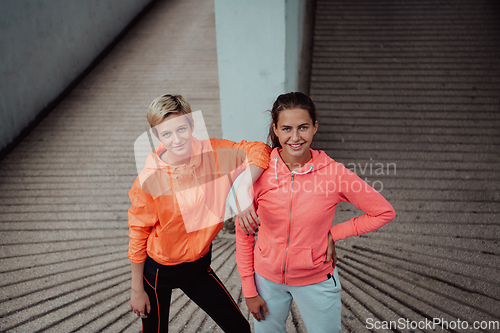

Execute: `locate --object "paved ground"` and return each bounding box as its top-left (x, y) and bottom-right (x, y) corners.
top-left (0, 0), bottom-right (499, 332)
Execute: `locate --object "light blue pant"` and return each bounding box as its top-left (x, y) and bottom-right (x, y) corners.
top-left (254, 268), bottom-right (341, 333)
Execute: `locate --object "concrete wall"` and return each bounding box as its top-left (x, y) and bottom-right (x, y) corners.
top-left (286, 0), bottom-right (309, 96)
top-left (214, 0), bottom-right (311, 143)
top-left (0, 0), bottom-right (152, 152)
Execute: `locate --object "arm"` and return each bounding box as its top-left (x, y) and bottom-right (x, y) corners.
top-left (130, 262), bottom-right (150, 318)
top-left (235, 218), bottom-right (258, 297)
top-left (210, 139), bottom-right (271, 172)
top-left (128, 177), bottom-right (157, 263)
top-left (235, 216), bottom-right (269, 321)
top-left (330, 164), bottom-right (396, 242)
top-left (235, 164), bottom-right (265, 235)
top-left (211, 139), bottom-right (270, 234)
top-left (128, 177), bottom-right (157, 318)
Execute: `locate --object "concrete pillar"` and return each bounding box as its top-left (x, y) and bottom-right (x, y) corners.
top-left (214, 0), bottom-right (311, 142)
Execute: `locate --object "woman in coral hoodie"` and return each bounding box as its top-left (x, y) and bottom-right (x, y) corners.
top-left (236, 92), bottom-right (395, 333)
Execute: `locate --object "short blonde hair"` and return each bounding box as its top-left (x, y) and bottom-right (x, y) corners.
top-left (146, 94), bottom-right (193, 128)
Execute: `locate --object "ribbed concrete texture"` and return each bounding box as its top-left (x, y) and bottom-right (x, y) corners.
top-left (310, 0), bottom-right (500, 332)
top-left (0, 0), bottom-right (239, 332)
top-left (1, 0), bottom-right (500, 332)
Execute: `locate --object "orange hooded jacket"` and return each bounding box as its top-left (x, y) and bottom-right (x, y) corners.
top-left (128, 137), bottom-right (271, 265)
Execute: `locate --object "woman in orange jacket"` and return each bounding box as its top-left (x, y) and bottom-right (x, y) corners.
top-left (236, 92), bottom-right (395, 333)
top-left (128, 94), bottom-right (271, 333)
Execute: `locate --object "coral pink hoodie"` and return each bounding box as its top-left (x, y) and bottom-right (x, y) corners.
top-left (236, 148), bottom-right (395, 298)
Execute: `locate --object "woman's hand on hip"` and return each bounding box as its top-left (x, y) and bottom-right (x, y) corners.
top-left (324, 231), bottom-right (337, 267)
top-left (245, 295), bottom-right (269, 322)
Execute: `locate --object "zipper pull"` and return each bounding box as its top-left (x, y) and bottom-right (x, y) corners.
top-left (291, 172), bottom-right (295, 183)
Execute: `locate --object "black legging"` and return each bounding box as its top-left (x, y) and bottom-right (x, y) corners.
top-left (141, 248), bottom-right (251, 333)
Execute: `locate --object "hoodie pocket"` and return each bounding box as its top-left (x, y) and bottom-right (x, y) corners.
top-left (256, 242), bottom-right (272, 258)
top-left (255, 242), bottom-right (283, 276)
top-left (288, 247), bottom-right (324, 272)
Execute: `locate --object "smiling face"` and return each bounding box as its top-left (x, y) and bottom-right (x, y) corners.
top-left (273, 108), bottom-right (318, 170)
top-left (154, 113), bottom-right (194, 165)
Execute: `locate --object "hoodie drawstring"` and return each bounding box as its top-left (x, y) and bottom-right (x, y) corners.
top-left (293, 165), bottom-right (314, 176)
top-left (274, 157), bottom-right (279, 185)
top-left (274, 156), bottom-right (314, 185)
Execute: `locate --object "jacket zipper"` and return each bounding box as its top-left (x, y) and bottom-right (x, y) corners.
top-left (282, 172), bottom-right (295, 284)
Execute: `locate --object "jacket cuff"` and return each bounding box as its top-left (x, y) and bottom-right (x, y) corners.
top-left (247, 158), bottom-right (268, 170)
top-left (330, 223), bottom-right (354, 243)
top-left (241, 274), bottom-right (258, 298)
top-left (128, 249), bottom-right (148, 264)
